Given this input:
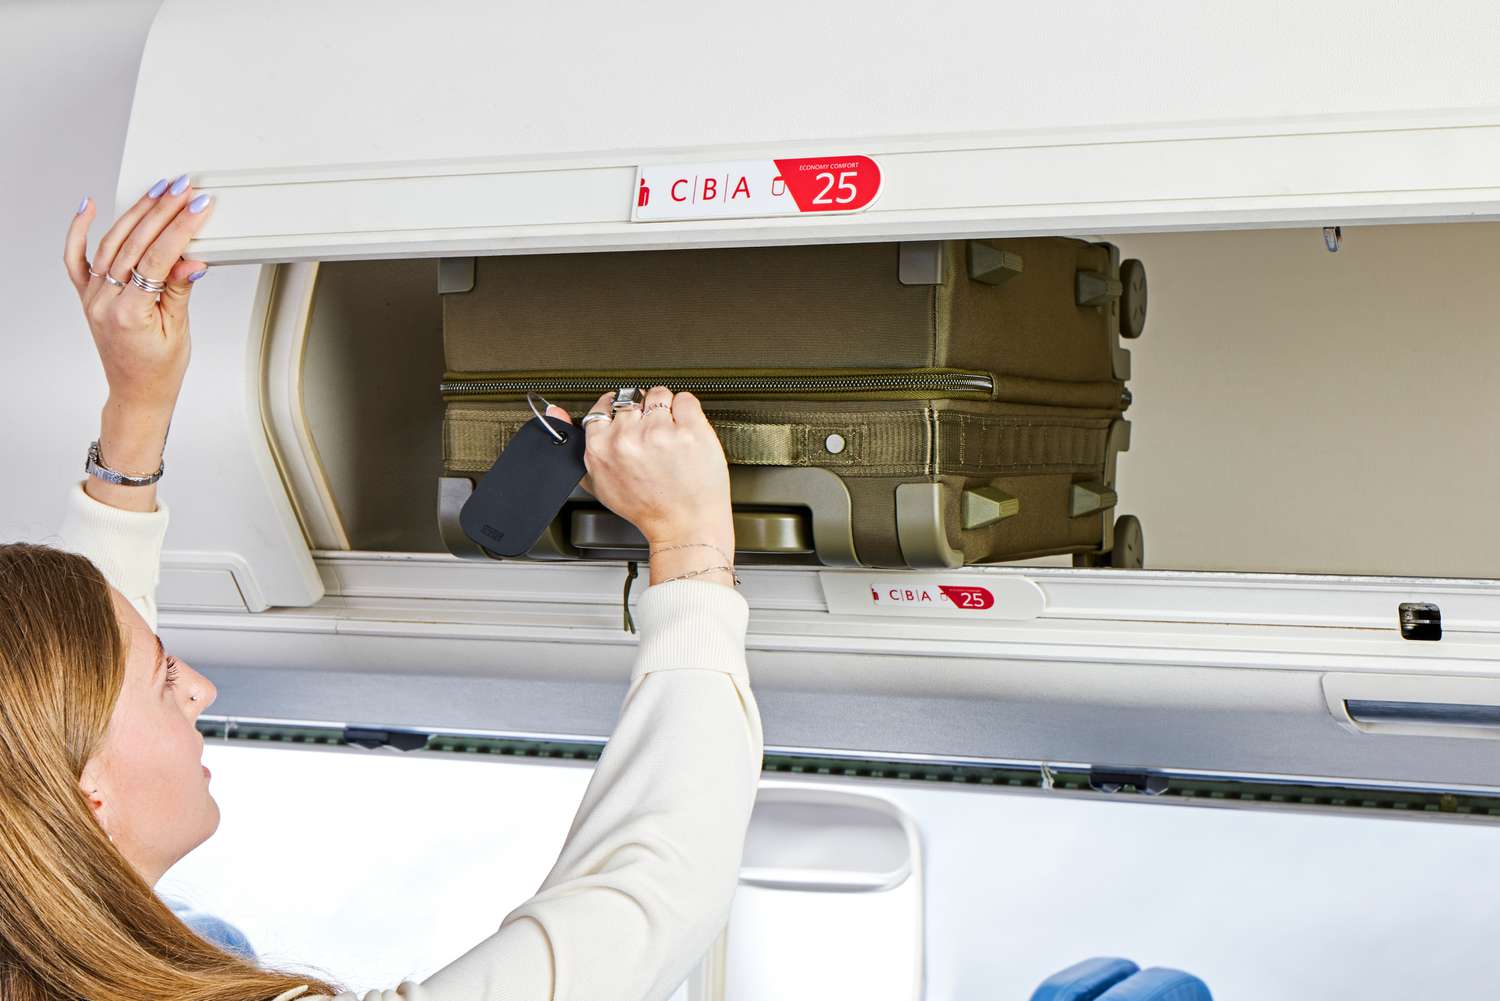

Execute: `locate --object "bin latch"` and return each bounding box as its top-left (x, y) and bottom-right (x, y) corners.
top-left (1398, 602), bottom-right (1442, 641)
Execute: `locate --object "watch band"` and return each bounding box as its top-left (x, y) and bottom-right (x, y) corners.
top-left (85, 439), bottom-right (164, 487)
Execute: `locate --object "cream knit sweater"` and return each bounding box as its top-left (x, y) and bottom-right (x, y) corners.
top-left (55, 482), bottom-right (764, 1001)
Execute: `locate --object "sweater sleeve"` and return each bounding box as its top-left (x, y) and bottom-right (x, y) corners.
top-left (309, 579), bottom-right (763, 1001)
top-left (53, 481), bottom-right (170, 633)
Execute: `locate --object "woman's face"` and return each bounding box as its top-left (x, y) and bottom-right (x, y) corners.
top-left (79, 588), bottom-right (220, 886)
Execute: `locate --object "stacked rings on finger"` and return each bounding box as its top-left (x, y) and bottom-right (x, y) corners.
top-left (130, 267), bottom-right (168, 294)
top-left (610, 387), bottom-right (643, 412)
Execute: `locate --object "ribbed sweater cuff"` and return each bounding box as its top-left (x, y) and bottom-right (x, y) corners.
top-left (54, 481), bottom-right (169, 600)
top-left (632, 580), bottom-right (750, 683)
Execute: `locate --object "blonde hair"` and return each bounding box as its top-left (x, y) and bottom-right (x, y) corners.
top-left (0, 543), bottom-right (346, 1001)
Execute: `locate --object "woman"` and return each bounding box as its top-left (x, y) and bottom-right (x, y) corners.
top-left (0, 177), bottom-right (763, 1001)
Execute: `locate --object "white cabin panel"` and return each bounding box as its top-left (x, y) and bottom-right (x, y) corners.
top-left (120, 0), bottom-right (1500, 261)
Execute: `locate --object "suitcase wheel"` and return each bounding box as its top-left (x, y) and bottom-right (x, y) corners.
top-left (1109, 514), bottom-right (1144, 568)
top-left (1119, 258), bottom-right (1147, 339)
top-left (1073, 514), bottom-right (1145, 569)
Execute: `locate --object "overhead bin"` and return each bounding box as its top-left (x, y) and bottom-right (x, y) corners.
top-left (109, 0), bottom-right (1500, 793)
top-left (177, 554), bottom-right (1500, 790)
top-left (122, 0), bottom-right (1500, 261)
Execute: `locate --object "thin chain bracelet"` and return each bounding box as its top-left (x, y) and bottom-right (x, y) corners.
top-left (649, 541), bottom-right (736, 566)
top-left (656, 564), bottom-right (741, 586)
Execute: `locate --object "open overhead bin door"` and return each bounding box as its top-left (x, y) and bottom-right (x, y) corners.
top-left (123, 0), bottom-right (1500, 261)
top-left (118, 0), bottom-right (1500, 606)
top-left (113, 0), bottom-right (1500, 797)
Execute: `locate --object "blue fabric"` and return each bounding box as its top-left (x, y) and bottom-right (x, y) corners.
top-left (159, 894), bottom-right (258, 962)
top-left (1095, 967), bottom-right (1212, 1001)
top-left (1031, 957), bottom-right (1141, 1001)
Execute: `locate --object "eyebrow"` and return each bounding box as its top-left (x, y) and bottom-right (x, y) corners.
top-left (152, 635), bottom-right (166, 685)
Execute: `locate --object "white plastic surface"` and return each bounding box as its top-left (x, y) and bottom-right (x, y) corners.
top-left (719, 788), bottom-right (923, 1001)
top-left (738, 788), bottom-right (917, 893)
top-left (1322, 673), bottom-right (1500, 740)
top-left (156, 554), bottom-right (1500, 788)
top-left (120, 1), bottom-right (1500, 261)
top-left (148, 263), bottom-right (323, 609)
top-left (260, 262), bottom-right (349, 552)
top-left (162, 745), bottom-right (1500, 1001)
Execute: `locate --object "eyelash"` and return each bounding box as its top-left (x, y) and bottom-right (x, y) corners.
top-left (164, 657), bottom-right (180, 690)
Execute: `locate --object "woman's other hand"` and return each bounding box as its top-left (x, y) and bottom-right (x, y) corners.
top-left (546, 388), bottom-right (736, 587)
top-left (63, 177), bottom-right (215, 512)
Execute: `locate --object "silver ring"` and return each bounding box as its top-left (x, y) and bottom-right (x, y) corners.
top-left (130, 267), bottom-right (168, 294)
top-left (580, 411), bottom-right (613, 429)
top-left (643, 401), bottom-right (672, 415)
top-left (610, 387), bottom-right (642, 412)
top-left (101, 272), bottom-right (127, 287)
top-left (87, 265), bottom-right (102, 278)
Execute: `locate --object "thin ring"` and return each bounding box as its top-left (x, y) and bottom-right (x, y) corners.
top-left (580, 412), bottom-right (613, 429)
top-left (130, 267), bottom-right (168, 294)
top-left (87, 265), bottom-right (102, 278)
top-left (643, 401), bottom-right (672, 415)
top-left (101, 272), bottom-right (127, 287)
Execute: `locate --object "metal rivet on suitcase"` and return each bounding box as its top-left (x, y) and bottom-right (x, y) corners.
top-left (823, 433), bottom-right (847, 455)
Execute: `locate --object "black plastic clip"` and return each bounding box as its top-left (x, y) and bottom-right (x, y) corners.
top-left (343, 726), bottom-right (429, 752)
top-left (1398, 602), bottom-right (1442, 641)
top-left (1087, 766), bottom-right (1169, 796)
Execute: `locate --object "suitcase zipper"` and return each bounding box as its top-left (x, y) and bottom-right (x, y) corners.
top-left (440, 369), bottom-right (996, 399)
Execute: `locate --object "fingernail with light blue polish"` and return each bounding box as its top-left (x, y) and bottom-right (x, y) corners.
top-left (147, 177), bottom-right (169, 198)
top-left (169, 173), bottom-right (190, 196)
top-left (188, 269), bottom-right (208, 282)
top-left (188, 193), bottom-right (212, 214)
top-left (75, 195), bottom-right (89, 215)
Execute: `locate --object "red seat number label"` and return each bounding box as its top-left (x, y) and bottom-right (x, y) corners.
top-left (632, 155), bottom-right (882, 222)
top-left (820, 573), bottom-right (1045, 620)
top-left (936, 585), bottom-right (996, 610)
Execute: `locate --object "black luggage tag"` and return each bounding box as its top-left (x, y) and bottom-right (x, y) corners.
top-left (459, 394), bottom-right (587, 558)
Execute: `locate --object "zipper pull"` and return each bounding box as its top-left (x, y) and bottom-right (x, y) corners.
top-left (622, 560), bottom-right (639, 634)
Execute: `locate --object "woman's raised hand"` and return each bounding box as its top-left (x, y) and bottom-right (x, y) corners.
top-left (546, 387), bottom-right (736, 588)
top-left (62, 177), bottom-right (215, 512)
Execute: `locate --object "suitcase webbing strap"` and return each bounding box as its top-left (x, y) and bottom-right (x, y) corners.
top-left (445, 406), bottom-right (1109, 477)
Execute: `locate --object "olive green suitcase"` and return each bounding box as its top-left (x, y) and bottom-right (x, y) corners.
top-left (436, 238), bottom-right (1145, 569)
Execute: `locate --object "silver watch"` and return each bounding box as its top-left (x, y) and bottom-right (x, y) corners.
top-left (85, 439), bottom-right (164, 487)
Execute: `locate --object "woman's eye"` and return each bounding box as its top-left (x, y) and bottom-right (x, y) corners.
top-left (164, 657), bottom-right (180, 690)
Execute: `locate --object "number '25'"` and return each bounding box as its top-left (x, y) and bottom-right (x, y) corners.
top-left (811, 170), bottom-right (858, 204)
